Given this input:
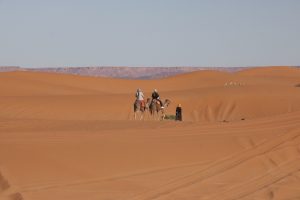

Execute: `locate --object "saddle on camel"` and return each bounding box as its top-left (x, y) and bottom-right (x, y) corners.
top-left (151, 89), bottom-right (164, 108)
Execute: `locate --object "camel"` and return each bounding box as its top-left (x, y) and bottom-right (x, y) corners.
top-left (133, 100), bottom-right (146, 120)
top-left (149, 98), bottom-right (171, 120)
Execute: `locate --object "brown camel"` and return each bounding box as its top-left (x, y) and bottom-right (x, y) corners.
top-left (149, 99), bottom-right (171, 120)
top-left (133, 100), bottom-right (146, 120)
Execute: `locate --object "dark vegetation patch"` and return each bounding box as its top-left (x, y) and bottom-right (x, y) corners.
top-left (164, 115), bottom-right (176, 120)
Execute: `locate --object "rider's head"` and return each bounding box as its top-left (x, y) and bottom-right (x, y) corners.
top-left (137, 88), bottom-right (141, 92)
top-left (154, 89), bottom-right (157, 92)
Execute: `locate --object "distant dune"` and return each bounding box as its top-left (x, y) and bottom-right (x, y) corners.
top-left (0, 66), bottom-right (300, 199)
top-left (1, 66), bottom-right (300, 122)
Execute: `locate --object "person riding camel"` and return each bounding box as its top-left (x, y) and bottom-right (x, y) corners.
top-left (135, 88), bottom-right (145, 108)
top-left (152, 89), bottom-right (164, 108)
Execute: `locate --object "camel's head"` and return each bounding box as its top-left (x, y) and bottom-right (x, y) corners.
top-left (164, 99), bottom-right (171, 107)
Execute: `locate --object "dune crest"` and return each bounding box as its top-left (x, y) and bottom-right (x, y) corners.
top-left (1, 67), bottom-right (300, 122)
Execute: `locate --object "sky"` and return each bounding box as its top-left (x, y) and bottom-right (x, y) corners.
top-left (0, 0), bottom-right (299, 68)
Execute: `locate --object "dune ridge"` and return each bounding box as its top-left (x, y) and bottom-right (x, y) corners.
top-left (1, 67), bottom-right (300, 122)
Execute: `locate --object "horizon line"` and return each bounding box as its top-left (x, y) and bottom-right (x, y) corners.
top-left (1, 65), bottom-right (299, 69)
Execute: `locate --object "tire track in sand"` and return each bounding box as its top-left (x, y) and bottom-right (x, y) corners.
top-left (18, 160), bottom-right (212, 193)
top-left (203, 159), bottom-right (300, 200)
top-left (130, 129), bottom-right (300, 200)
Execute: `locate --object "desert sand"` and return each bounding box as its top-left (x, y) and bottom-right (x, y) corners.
top-left (0, 66), bottom-right (300, 200)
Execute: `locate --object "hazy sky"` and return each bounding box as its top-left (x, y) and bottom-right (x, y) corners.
top-left (0, 0), bottom-right (299, 68)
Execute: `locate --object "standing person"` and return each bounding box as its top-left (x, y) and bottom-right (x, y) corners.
top-left (135, 88), bottom-right (145, 108)
top-left (175, 104), bottom-right (182, 121)
top-left (152, 89), bottom-right (164, 108)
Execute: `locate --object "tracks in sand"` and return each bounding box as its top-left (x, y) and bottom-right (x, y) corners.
top-left (130, 129), bottom-right (300, 200)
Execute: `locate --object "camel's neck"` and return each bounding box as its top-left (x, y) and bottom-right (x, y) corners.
top-left (163, 100), bottom-right (170, 107)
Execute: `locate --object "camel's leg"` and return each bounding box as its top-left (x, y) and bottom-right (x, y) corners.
top-left (152, 109), bottom-right (157, 121)
top-left (161, 110), bottom-right (165, 120)
top-left (134, 112), bottom-right (137, 120)
top-left (140, 113), bottom-right (144, 120)
top-left (141, 108), bottom-right (145, 121)
top-left (157, 108), bottom-right (161, 121)
top-left (153, 111), bottom-right (156, 120)
top-left (152, 108), bottom-right (156, 120)
top-left (150, 109), bottom-right (154, 120)
top-left (155, 111), bottom-right (159, 121)
top-left (144, 109), bottom-right (148, 120)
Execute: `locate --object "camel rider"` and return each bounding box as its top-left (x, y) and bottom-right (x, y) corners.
top-left (135, 88), bottom-right (145, 108)
top-left (152, 89), bottom-right (164, 108)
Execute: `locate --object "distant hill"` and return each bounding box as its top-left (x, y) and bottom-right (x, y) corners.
top-left (0, 66), bottom-right (21, 72)
top-left (2, 66), bottom-right (299, 79)
top-left (0, 66), bottom-right (251, 79)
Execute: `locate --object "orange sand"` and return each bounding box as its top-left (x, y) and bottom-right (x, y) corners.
top-left (0, 66), bottom-right (300, 199)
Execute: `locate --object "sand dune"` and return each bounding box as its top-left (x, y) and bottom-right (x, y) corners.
top-left (1, 67), bottom-right (300, 122)
top-left (0, 67), bottom-right (300, 199)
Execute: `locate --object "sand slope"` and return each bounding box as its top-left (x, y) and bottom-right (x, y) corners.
top-left (0, 67), bottom-right (300, 199)
top-left (1, 67), bottom-right (300, 121)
